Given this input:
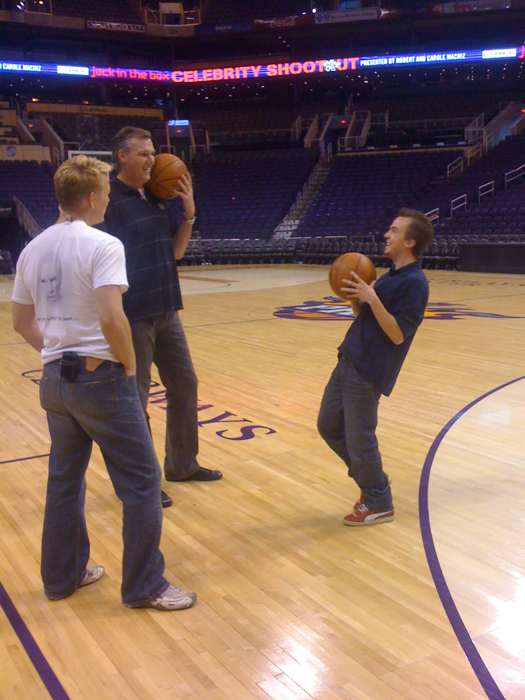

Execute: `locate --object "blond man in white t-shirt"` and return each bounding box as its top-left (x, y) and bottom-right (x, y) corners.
top-left (12, 156), bottom-right (196, 611)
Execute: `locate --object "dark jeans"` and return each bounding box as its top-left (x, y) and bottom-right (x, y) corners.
top-left (39, 359), bottom-right (168, 605)
top-left (131, 311), bottom-right (200, 481)
top-left (317, 356), bottom-right (392, 511)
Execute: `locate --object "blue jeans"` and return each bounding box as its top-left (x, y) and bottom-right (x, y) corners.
top-left (131, 312), bottom-right (200, 480)
top-left (39, 359), bottom-right (169, 605)
top-left (317, 356), bottom-right (392, 512)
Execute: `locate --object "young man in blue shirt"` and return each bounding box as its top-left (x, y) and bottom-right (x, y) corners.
top-left (318, 208), bottom-right (433, 526)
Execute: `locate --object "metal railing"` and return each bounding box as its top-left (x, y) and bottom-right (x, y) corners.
top-left (361, 111), bottom-right (372, 146)
top-left (446, 156), bottom-right (464, 179)
top-left (464, 113), bottom-right (485, 146)
top-left (39, 117), bottom-right (64, 164)
top-left (484, 102), bottom-right (522, 150)
top-left (17, 115), bottom-right (35, 144)
top-left (340, 112), bottom-right (356, 149)
top-left (505, 162), bottom-right (525, 190)
top-left (478, 180), bottom-right (495, 203)
top-left (316, 112), bottom-right (334, 156)
top-left (465, 103), bottom-right (522, 154)
top-left (338, 111), bottom-right (371, 151)
top-left (291, 116), bottom-right (302, 142)
top-left (189, 128), bottom-right (211, 157)
top-left (466, 141), bottom-right (483, 165)
top-left (67, 148), bottom-right (110, 162)
top-left (304, 114), bottom-right (319, 149)
top-left (450, 194), bottom-right (467, 217)
top-left (13, 196), bottom-right (41, 239)
top-left (425, 208), bottom-right (440, 226)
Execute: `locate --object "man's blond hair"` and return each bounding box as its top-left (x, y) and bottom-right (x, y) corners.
top-left (54, 155), bottom-right (111, 212)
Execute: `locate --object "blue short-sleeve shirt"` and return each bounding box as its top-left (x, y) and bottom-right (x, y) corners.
top-left (339, 261), bottom-right (429, 396)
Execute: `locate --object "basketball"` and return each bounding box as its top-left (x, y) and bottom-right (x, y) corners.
top-left (147, 153), bottom-right (188, 200)
top-left (329, 252), bottom-right (377, 302)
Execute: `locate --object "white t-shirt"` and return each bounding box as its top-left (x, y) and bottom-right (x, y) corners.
top-left (12, 219), bottom-right (128, 364)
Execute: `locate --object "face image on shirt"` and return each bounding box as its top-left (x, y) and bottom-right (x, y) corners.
top-left (39, 260), bottom-right (62, 303)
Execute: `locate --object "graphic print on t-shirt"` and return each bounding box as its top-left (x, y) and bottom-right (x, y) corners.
top-left (39, 259), bottom-right (62, 303)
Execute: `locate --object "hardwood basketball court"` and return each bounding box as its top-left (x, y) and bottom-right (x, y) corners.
top-left (1, 264), bottom-right (524, 699)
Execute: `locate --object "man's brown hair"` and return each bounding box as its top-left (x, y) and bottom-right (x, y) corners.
top-left (54, 155), bottom-right (111, 212)
top-left (112, 126), bottom-right (152, 171)
top-left (397, 208), bottom-right (434, 257)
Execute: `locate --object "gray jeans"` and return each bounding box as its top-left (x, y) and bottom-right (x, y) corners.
top-left (317, 356), bottom-right (392, 511)
top-left (131, 311), bottom-right (200, 481)
top-left (39, 359), bottom-right (168, 605)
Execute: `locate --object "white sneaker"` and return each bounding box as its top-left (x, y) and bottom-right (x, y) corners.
top-left (128, 584), bottom-right (197, 611)
top-left (46, 564), bottom-right (105, 600)
top-left (80, 565), bottom-right (105, 588)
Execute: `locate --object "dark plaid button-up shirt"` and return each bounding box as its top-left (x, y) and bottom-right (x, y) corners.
top-left (99, 177), bottom-right (183, 322)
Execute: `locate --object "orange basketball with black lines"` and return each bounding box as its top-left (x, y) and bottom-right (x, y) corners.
top-left (147, 153), bottom-right (188, 200)
top-left (329, 252), bottom-right (376, 300)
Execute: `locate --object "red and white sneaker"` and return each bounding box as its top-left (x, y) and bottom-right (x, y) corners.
top-left (343, 502), bottom-right (394, 527)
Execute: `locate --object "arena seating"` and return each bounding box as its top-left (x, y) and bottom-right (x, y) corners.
top-left (188, 105), bottom-right (298, 138)
top-left (26, 108), bottom-right (166, 152)
top-left (186, 97), bottom-right (343, 129)
top-left (0, 109), bottom-right (20, 145)
top-left (0, 161), bottom-right (56, 229)
top-left (51, 0), bottom-right (142, 22)
top-left (413, 134), bottom-right (525, 218)
top-left (193, 149), bottom-right (317, 239)
top-left (188, 106), bottom-right (298, 148)
top-left (5, 128), bottom-right (523, 271)
top-left (186, 98), bottom-right (343, 147)
top-left (203, 0), bottom-right (309, 25)
top-left (434, 180), bottom-right (525, 240)
top-left (295, 151), bottom-right (459, 238)
top-left (361, 92), bottom-right (515, 122)
top-left (299, 99), bottom-right (345, 118)
top-left (0, 250), bottom-right (14, 274)
top-left (0, 128), bottom-right (19, 145)
top-left (364, 92), bottom-right (520, 149)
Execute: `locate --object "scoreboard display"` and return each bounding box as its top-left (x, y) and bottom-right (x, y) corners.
top-left (1, 46), bottom-right (523, 85)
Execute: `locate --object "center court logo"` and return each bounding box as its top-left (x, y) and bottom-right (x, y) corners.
top-left (273, 297), bottom-right (525, 321)
top-left (21, 372), bottom-right (276, 441)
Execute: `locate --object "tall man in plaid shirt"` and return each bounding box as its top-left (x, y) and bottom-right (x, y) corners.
top-left (101, 127), bottom-right (223, 508)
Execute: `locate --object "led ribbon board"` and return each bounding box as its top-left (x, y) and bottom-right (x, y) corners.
top-left (89, 58), bottom-right (360, 82)
top-left (0, 47), bottom-right (523, 84)
top-left (359, 47), bottom-right (520, 68)
top-left (0, 61), bottom-right (90, 76)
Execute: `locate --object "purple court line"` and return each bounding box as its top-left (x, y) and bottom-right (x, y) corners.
top-left (0, 453), bottom-right (49, 465)
top-left (0, 583), bottom-right (69, 699)
top-left (1, 448), bottom-right (67, 695)
top-left (419, 374), bottom-right (525, 700)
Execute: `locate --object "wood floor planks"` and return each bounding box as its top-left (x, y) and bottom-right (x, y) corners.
top-left (1, 265), bottom-right (524, 699)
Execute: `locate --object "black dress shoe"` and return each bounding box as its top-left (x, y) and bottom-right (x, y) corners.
top-left (169, 467), bottom-right (223, 482)
top-left (161, 490), bottom-right (173, 508)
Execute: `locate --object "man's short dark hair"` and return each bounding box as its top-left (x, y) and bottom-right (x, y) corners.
top-left (398, 208), bottom-right (434, 257)
top-left (112, 126), bottom-right (152, 171)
